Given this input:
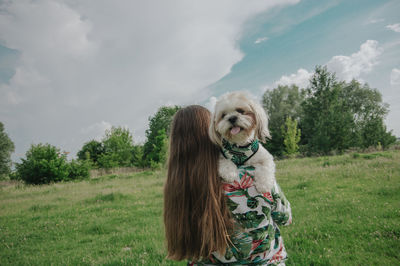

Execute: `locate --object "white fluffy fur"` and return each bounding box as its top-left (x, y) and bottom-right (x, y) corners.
top-left (209, 91), bottom-right (275, 193)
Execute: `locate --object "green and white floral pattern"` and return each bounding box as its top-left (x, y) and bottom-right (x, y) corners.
top-left (191, 166), bottom-right (292, 265)
top-left (221, 139), bottom-right (260, 166)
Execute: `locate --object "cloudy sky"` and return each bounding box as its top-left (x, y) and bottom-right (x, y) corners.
top-left (0, 0), bottom-right (399, 161)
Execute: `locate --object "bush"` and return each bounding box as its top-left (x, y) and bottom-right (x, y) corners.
top-left (16, 144), bottom-right (69, 184)
top-left (97, 153), bottom-right (121, 169)
top-left (281, 117), bottom-right (301, 157)
top-left (16, 143), bottom-right (91, 185)
top-left (67, 159), bottom-right (90, 180)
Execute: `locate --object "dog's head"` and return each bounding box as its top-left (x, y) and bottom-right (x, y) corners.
top-left (209, 91), bottom-right (271, 146)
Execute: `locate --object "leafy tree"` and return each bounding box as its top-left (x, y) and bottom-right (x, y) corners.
top-left (340, 80), bottom-right (396, 148)
top-left (301, 66), bottom-right (354, 154)
top-left (143, 106), bottom-right (180, 166)
top-left (98, 126), bottom-right (135, 168)
top-left (67, 159), bottom-right (91, 180)
top-left (281, 117), bottom-right (301, 157)
top-left (97, 153), bottom-right (121, 169)
top-left (77, 139), bottom-right (104, 166)
top-left (131, 144), bottom-right (147, 168)
top-left (360, 118), bottom-right (396, 149)
top-left (15, 144), bottom-right (70, 184)
top-left (15, 143), bottom-right (90, 184)
top-left (0, 122), bottom-right (14, 179)
top-left (263, 67), bottom-right (395, 155)
top-left (146, 129), bottom-right (168, 168)
top-left (262, 85), bottom-right (305, 156)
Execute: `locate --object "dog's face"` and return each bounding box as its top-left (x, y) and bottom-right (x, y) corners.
top-left (209, 92), bottom-right (271, 146)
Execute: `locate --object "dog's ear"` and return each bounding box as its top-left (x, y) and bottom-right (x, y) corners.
top-left (251, 100), bottom-right (271, 142)
top-left (209, 111), bottom-right (222, 146)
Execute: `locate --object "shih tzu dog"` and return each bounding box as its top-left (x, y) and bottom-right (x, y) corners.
top-left (209, 91), bottom-right (275, 193)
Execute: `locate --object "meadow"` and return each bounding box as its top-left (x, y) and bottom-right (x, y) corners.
top-left (1, 150), bottom-right (399, 265)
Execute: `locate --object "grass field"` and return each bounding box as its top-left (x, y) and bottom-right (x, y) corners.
top-left (1, 150), bottom-right (399, 265)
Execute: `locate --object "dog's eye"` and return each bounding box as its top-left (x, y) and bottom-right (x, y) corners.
top-left (221, 113), bottom-right (226, 119)
top-left (236, 108), bottom-right (245, 114)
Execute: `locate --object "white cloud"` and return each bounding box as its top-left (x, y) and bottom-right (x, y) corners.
top-left (205, 96), bottom-right (217, 112)
top-left (0, 0), bottom-right (95, 58)
top-left (327, 40), bottom-right (383, 82)
top-left (274, 68), bottom-right (313, 88)
top-left (391, 68), bottom-right (400, 85)
top-left (81, 121), bottom-right (112, 141)
top-left (269, 40), bottom-right (384, 89)
top-left (0, 0), bottom-right (299, 159)
top-left (254, 37), bottom-right (268, 44)
top-left (386, 23), bottom-right (400, 33)
top-left (367, 18), bottom-right (384, 24)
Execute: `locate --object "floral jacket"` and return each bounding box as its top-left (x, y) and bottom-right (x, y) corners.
top-left (191, 166), bottom-right (292, 265)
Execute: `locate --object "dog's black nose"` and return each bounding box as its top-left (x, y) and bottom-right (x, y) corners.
top-left (228, 116), bottom-right (237, 124)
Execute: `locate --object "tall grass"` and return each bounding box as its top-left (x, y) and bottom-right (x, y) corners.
top-left (0, 151), bottom-right (399, 265)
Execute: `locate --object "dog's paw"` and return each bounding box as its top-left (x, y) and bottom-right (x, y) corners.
top-left (253, 170), bottom-right (275, 193)
top-left (219, 167), bottom-right (238, 183)
top-left (253, 179), bottom-right (274, 193)
top-left (218, 158), bottom-right (239, 183)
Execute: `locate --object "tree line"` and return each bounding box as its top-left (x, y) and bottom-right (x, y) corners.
top-left (0, 66), bottom-right (397, 184)
top-left (0, 106), bottom-right (180, 184)
top-left (263, 66), bottom-right (396, 157)
top-left (76, 105), bottom-right (180, 170)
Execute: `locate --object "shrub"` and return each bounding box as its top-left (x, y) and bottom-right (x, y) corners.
top-left (281, 117), bottom-right (301, 157)
top-left (67, 159), bottom-right (90, 180)
top-left (16, 144), bottom-right (69, 184)
top-left (16, 143), bottom-right (91, 185)
top-left (97, 153), bottom-right (121, 169)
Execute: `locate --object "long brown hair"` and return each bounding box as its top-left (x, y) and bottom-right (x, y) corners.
top-left (164, 105), bottom-right (232, 261)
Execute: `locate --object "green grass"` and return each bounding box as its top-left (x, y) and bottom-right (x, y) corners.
top-left (1, 151), bottom-right (399, 265)
top-left (280, 150), bottom-right (400, 265)
top-left (0, 170), bottom-right (177, 265)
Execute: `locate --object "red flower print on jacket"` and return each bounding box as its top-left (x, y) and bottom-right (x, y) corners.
top-left (270, 243), bottom-right (284, 263)
top-left (251, 239), bottom-right (263, 250)
top-left (263, 192), bottom-right (274, 203)
top-left (223, 172), bottom-right (253, 197)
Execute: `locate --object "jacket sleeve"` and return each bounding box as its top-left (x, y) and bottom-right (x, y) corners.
top-left (271, 181), bottom-right (292, 226)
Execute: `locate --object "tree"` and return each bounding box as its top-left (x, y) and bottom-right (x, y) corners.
top-left (262, 85), bottom-right (305, 156)
top-left (143, 106), bottom-right (180, 166)
top-left (146, 129), bottom-right (168, 168)
top-left (98, 126), bottom-right (135, 168)
top-left (15, 143), bottom-right (90, 184)
top-left (131, 144), bottom-right (147, 168)
top-left (281, 117), bottom-right (301, 157)
top-left (360, 118), bottom-right (396, 149)
top-left (0, 122), bottom-right (14, 179)
top-left (77, 139), bottom-right (104, 166)
top-left (263, 66), bottom-right (395, 155)
top-left (301, 66), bottom-right (354, 154)
top-left (340, 80), bottom-right (396, 148)
top-left (67, 159), bottom-right (90, 180)
top-left (15, 143), bottom-right (70, 184)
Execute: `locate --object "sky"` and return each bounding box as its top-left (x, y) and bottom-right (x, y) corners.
top-left (0, 0), bottom-right (399, 161)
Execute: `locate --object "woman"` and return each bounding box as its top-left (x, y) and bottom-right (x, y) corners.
top-left (164, 105), bottom-right (292, 265)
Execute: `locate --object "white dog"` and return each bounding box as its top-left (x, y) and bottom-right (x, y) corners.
top-left (209, 91), bottom-right (275, 193)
